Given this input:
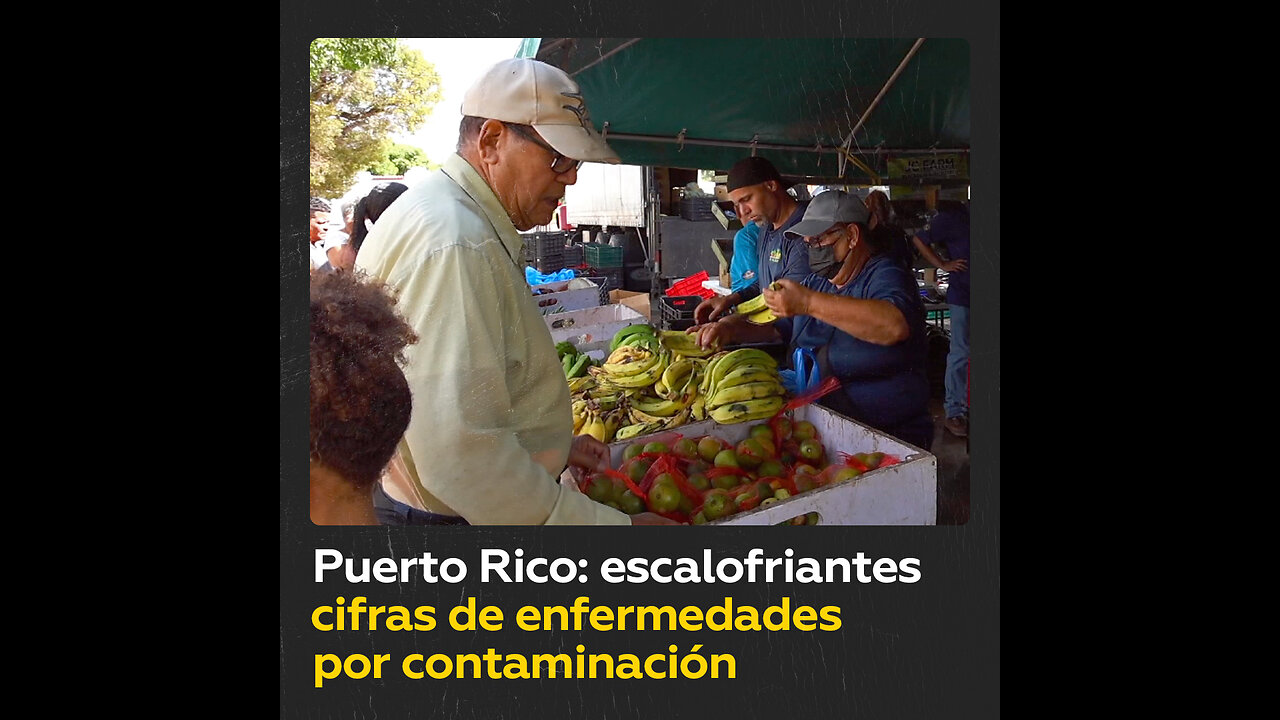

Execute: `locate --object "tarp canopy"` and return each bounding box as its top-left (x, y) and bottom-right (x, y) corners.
top-left (522, 38), bottom-right (970, 186)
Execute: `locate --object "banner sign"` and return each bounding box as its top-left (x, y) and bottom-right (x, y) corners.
top-left (887, 154), bottom-right (969, 180)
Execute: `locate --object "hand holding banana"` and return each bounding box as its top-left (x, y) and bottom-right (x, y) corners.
top-left (762, 279), bottom-right (811, 319)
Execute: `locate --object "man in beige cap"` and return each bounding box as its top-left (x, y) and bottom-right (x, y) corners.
top-left (355, 58), bottom-right (676, 526)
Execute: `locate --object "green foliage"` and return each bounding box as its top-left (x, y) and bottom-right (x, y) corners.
top-left (310, 39), bottom-right (442, 197)
top-left (366, 143), bottom-right (429, 176)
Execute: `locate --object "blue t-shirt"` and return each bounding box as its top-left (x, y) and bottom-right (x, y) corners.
top-left (915, 209), bottom-right (970, 307)
top-left (736, 200), bottom-right (811, 302)
top-left (729, 222), bottom-right (761, 293)
top-left (774, 255), bottom-right (933, 450)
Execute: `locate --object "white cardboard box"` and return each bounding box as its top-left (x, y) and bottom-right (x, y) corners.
top-left (545, 303), bottom-right (647, 350)
top-left (532, 278), bottom-right (603, 316)
top-left (584, 403), bottom-right (937, 526)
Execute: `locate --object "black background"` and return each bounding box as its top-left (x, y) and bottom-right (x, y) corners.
top-left (282, 2), bottom-right (1000, 717)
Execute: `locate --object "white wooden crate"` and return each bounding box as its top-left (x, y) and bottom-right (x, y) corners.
top-left (588, 403), bottom-right (936, 526)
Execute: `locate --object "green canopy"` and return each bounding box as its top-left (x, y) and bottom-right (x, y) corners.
top-left (522, 38), bottom-right (970, 185)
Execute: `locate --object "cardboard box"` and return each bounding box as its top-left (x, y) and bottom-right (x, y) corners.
top-left (609, 289), bottom-right (651, 321)
top-left (714, 184), bottom-right (729, 202)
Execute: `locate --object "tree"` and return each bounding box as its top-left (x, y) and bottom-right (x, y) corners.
top-left (366, 143), bottom-right (432, 176)
top-left (310, 39), bottom-right (442, 197)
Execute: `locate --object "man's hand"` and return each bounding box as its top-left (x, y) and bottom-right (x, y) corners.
top-left (630, 512), bottom-right (684, 525)
top-left (763, 279), bottom-right (812, 318)
top-left (691, 314), bottom-right (745, 350)
top-left (694, 294), bottom-right (737, 324)
top-left (941, 259), bottom-right (968, 273)
top-left (567, 434), bottom-right (611, 472)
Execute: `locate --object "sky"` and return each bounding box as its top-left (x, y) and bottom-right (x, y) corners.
top-left (394, 38), bottom-right (527, 163)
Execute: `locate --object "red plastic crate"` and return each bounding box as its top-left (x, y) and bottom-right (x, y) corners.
top-left (665, 271), bottom-right (714, 298)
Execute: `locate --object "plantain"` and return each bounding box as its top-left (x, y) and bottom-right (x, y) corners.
top-left (631, 392), bottom-right (691, 418)
top-left (744, 307), bottom-right (778, 324)
top-left (716, 363), bottom-right (780, 390)
top-left (690, 395), bottom-right (707, 421)
top-left (659, 330), bottom-right (715, 358)
top-left (610, 324), bottom-right (656, 352)
top-left (603, 348), bottom-right (660, 378)
top-left (614, 421), bottom-right (662, 441)
top-left (705, 348), bottom-right (779, 401)
top-left (581, 409), bottom-right (608, 442)
top-left (608, 350), bottom-right (670, 389)
top-left (567, 375), bottom-right (596, 394)
top-left (708, 395), bottom-right (786, 424)
top-left (661, 358), bottom-right (696, 398)
top-left (706, 380), bottom-right (786, 410)
top-left (734, 294), bottom-right (769, 315)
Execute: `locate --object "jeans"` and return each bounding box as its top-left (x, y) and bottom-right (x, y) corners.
top-left (945, 305), bottom-right (970, 419)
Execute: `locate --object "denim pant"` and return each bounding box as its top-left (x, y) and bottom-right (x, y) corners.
top-left (945, 305), bottom-right (970, 419)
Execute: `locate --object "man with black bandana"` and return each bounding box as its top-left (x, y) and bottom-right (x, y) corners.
top-left (691, 156), bottom-right (811, 349)
top-left (694, 190), bottom-right (933, 452)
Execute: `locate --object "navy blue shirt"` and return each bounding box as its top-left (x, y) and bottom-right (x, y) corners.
top-left (736, 200), bottom-right (811, 302)
top-left (775, 254), bottom-right (933, 450)
top-left (915, 208), bottom-right (970, 307)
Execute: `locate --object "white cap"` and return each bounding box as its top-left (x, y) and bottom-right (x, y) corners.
top-left (461, 58), bottom-right (620, 164)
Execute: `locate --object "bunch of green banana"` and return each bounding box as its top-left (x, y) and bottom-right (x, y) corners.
top-left (610, 323), bottom-right (659, 352)
top-left (557, 340), bottom-right (596, 379)
top-left (733, 284), bottom-right (782, 324)
top-left (699, 347), bottom-right (787, 424)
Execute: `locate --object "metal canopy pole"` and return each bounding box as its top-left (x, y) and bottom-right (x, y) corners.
top-left (569, 38), bottom-right (642, 78)
top-left (599, 131), bottom-right (968, 156)
top-left (842, 38), bottom-right (928, 152)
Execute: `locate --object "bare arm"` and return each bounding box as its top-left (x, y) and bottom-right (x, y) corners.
top-left (912, 236), bottom-right (967, 273)
top-left (764, 279), bottom-right (908, 346)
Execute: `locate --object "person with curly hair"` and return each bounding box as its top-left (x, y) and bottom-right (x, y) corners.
top-left (310, 270), bottom-right (419, 525)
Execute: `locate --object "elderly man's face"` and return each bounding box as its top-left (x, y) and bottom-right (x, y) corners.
top-left (497, 125), bottom-right (578, 231)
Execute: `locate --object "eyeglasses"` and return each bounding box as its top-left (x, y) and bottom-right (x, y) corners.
top-left (804, 226), bottom-right (845, 247)
top-left (505, 124), bottom-right (583, 175)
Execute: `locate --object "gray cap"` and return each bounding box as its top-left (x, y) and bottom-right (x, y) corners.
top-left (784, 190), bottom-right (870, 239)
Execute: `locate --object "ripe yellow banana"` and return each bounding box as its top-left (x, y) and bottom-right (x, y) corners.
top-left (567, 376), bottom-right (596, 394)
top-left (706, 380), bottom-right (785, 410)
top-left (705, 348), bottom-right (778, 400)
top-left (745, 307), bottom-right (778, 324)
top-left (631, 392), bottom-right (691, 417)
top-left (690, 395), bottom-right (707, 421)
top-left (603, 349), bottom-right (660, 378)
top-left (615, 421), bottom-right (663, 441)
top-left (609, 350), bottom-right (670, 388)
top-left (582, 410), bottom-right (608, 442)
top-left (699, 351), bottom-right (731, 395)
top-left (735, 294), bottom-right (769, 315)
top-left (708, 395), bottom-right (786, 424)
top-left (716, 363), bottom-right (780, 390)
top-left (661, 358), bottom-right (695, 398)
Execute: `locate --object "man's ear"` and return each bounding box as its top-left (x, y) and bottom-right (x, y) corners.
top-left (475, 119), bottom-right (507, 165)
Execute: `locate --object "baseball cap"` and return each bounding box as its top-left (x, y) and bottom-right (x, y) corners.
top-left (462, 58), bottom-right (620, 164)
top-left (727, 156), bottom-right (783, 192)
top-left (784, 190), bottom-right (870, 239)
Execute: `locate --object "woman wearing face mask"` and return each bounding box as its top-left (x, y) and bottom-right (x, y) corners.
top-left (694, 190), bottom-right (933, 451)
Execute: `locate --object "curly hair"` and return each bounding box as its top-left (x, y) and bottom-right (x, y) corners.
top-left (310, 271), bottom-right (419, 489)
top-left (310, 197), bottom-right (331, 215)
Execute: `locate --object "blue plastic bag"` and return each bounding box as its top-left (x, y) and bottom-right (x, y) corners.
top-left (526, 266), bottom-right (578, 286)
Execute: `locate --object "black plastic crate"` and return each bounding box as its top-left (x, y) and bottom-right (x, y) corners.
top-left (589, 266), bottom-right (626, 293)
top-left (680, 197), bottom-right (716, 221)
top-left (660, 295), bottom-right (701, 331)
top-left (563, 244), bottom-right (584, 268)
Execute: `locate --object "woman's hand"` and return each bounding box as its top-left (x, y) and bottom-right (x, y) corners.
top-left (763, 279), bottom-right (812, 318)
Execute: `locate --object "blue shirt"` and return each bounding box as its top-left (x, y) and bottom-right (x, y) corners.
top-left (915, 208), bottom-right (970, 307)
top-left (736, 200), bottom-right (811, 302)
top-left (774, 255), bottom-right (933, 450)
top-left (729, 222), bottom-right (761, 293)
